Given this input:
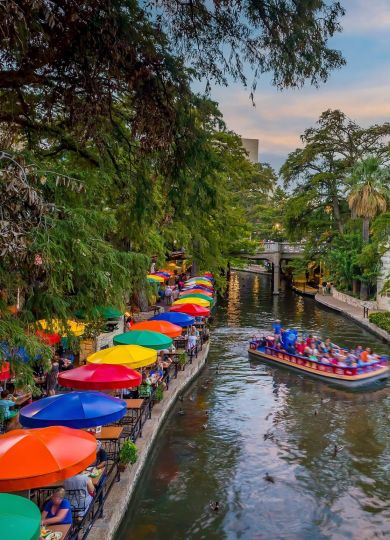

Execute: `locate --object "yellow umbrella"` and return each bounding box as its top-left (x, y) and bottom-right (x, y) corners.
top-left (178, 294), bottom-right (213, 305)
top-left (87, 345), bottom-right (157, 369)
top-left (147, 274), bottom-right (165, 283)
top-left (172, 298), bottom-right (210, 308)
top-left (36, 319), bottom-right (86, 337)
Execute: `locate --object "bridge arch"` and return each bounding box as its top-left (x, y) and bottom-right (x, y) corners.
top-left (240, 242), bottom-right (304, 294)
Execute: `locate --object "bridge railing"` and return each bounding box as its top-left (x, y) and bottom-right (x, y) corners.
top-left (257, 242), bottom-right (304, 254)
top-left (280, 243), bottom-right (304, 253)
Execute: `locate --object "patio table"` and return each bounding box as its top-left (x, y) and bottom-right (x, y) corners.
top-left (96, 426), bottom-right (124, 460)
top-left (42, 522), bottom-right (71, 539)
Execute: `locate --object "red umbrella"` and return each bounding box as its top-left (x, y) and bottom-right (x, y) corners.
top-left (58, 363), bottom-right (142, 390)
top-left (35, 330), bottom-right (61, 346)
top-left (0, 363), bottom-right (10, 381)
top-left (169, 303), bottom-right (210, 317)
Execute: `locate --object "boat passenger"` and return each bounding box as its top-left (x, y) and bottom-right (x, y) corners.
top-left (360, 348), bottom-right (371, 362)
top-left (319, 338), bottom-right (332, 353)
top-left (272, 319), bottom-right (282, 337)
top-left (296, 342), bottom-right (305, 355)
top-left (305, 335), bottom-right (314, 347)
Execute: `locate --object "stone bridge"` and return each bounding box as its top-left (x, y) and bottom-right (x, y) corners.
top-left (239, 242), bottom-right (304, 294)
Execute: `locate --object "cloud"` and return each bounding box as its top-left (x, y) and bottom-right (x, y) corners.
top-left (342, 0), bottom-right (390, 34)
top-left (213, 68), bottom-right (390, 163)
top-left (204, 1), bottom-right (390, 169)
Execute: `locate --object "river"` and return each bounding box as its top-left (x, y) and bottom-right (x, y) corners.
top-left (117, 271), bottom-right (390, 540)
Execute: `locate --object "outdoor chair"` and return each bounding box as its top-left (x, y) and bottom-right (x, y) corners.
top-left (66, 488), bottom-right (91, 519)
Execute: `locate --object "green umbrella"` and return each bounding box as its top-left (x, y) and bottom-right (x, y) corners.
top-left (113, 330), bottom-right (173, 350)
top-left (179, 293), bottom-right (214, 305)
top-left (0, 493), bottom-right (41, 540)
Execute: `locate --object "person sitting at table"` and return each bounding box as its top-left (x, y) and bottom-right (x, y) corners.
top-left (59, 356), bottom-right (73, 372)
top-left (94, 440), bottom-right (108, 471)
top-left (150, 361), bottom-right (164, 385)
top-left (41, 488), bottom-right (72, 526)
top-left (0, 389), bottom-right (20, 430)
top-left (138, 371), bottom-right (152, 398)
top-left (64, 473), bottom-right (95, 517)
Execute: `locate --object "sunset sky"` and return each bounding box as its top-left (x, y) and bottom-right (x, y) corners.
top-left (206, 0), bottom-right (390, 172)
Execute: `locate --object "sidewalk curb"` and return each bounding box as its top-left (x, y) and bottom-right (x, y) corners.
top-left (315, 294), bottom-right (390, 344)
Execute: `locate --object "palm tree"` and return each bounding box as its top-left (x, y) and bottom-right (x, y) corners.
top-left (347, 157), bottom-right (389, 299)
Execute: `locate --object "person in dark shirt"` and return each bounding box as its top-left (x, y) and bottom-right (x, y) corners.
top-left (95, 440), bottom-right (108, 471)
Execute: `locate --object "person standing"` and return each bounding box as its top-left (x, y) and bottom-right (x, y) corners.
top-left (165, 285), bottom-right (173, 305)
top-left (46, 354), bottom-right (60, 396)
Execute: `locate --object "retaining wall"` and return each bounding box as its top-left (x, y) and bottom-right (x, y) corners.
top-left (331, 288), bottom-right (377, 310)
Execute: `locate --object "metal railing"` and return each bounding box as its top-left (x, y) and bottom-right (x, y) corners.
top-left (261, 242), bottom-right (304, 254)
top-left (69, 331), bottom-right (207, 539)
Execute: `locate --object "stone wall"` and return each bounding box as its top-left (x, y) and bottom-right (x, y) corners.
top-left (79, 317), bottom-right (125, 362)
top-left (377, 246), bottom-right (390, 311)
top-left (331, 288), bottom-right (377, 310)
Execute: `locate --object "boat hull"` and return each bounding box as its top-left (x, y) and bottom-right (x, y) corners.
top-left (248, 347), bottom-right (389, 389)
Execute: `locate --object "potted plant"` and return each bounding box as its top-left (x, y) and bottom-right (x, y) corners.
top-left (178, 351), bottom-right (187, 370)
top-left (153, 385), bottom-right (164, 402)
top-left (118, 440), bottom-right (138, 472)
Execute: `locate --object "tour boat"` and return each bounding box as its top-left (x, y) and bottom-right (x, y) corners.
top-left (248, 337), bottom-right (389, 389)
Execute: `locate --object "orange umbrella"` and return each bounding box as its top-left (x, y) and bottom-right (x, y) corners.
top-left (130, 320), bottom-right (182, 338)
top-left (0, 426), bottom-right (96, 491)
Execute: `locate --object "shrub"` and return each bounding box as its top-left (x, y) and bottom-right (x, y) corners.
top-left (119, 440), bottom-right (138, 466)
top-left (369, 312), bottom-right (390, 333)
top-left (153, 385), bottom-right (164, 402)
top-left (178, 351), bottom-right (187, 369)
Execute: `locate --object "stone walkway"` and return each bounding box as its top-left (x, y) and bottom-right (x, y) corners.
top-left (315, 293), bottom-right (390, 343)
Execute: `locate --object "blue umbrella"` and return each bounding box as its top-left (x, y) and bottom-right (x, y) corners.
top-left (20, 392), bottom-right (126, 429)
top-left (0, 342), bottom-right (31, 363)
top-left (150, 312), bottom-right (195, 328)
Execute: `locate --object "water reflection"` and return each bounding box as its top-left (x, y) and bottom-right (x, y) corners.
top-left (117, 272), bottom-right (389, 540)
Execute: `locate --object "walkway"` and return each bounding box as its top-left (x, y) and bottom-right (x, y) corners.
top-left (315, 293), bottom-right (390, 343)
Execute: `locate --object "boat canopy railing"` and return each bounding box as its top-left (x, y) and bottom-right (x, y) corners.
top-left (249, 339), bottom-right (388, 377)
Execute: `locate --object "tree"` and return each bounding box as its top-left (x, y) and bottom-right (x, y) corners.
top-left (347, 157), bottom-right (389, 299)
top-left (0, 0), bottom-right (349, 379)
top-left (281, 110), bottom-right (390, 237)
top-left (347, 158), bottom-right (389, 243)
top-left (146, 0), bottom-right (345, 91)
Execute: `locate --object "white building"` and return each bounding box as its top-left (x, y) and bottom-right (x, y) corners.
top-left (241, 138), bottom-right (259, 163)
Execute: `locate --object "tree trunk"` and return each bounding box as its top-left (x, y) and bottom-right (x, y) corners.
top-left (360, 282), bottom-right (368, 301)
top-left (362, 218), bottom-right (370, 243)
top-left (332, 195), bottom-right (343, 233)
top-left (191, 239), bottom-right (200, 277)
top-left (352, 279), bottom-right (360, 296)
top-left (358, 219), bottom-right (370, 300)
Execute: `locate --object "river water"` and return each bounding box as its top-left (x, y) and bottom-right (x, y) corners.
top-left (117, 272), bottom-right (389, 540)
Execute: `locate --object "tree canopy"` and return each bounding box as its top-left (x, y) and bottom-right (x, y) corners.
top-left (280, 110), bottom-right (390, 299)
top-left (0, 1), bottom-right (348, 384)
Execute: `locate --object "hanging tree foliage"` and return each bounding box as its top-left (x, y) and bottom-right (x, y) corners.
top-left (0, 0), bottom-right (348, 375)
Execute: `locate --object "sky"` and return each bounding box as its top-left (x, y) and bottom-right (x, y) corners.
top-left (205, 0), bottom-right (390, 172)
